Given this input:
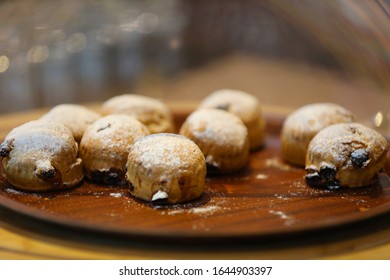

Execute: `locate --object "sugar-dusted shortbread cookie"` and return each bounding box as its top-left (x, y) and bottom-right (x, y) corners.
top-left (0, 120), bottom-right (83, 191)
top-left (126, 133), bottom-right (206, 203)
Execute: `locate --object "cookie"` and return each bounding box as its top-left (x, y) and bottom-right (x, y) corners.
top-left (126, 133), bottom-right (206, 204)
top-left (40, 104), bottom-right (101, 142)
top-left (80, 114), bottom-right (149, 185)
top-left (281, 103), bottom-right (355, 166)
top-left (0, 120), bottom-right (83, 191)
top-left (305, 123), bottom-right (388, 188)
top-left (102, 94), bottom-right (174, 134)
top-left (179, 108), bottom-right (250, 174)
top-left (199, 89), bottom-right (265, 151)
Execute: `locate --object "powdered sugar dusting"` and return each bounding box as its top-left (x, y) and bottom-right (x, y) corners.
top-left (4, 187), bottom-right (26, 195)
top-left (5, 120), bottom-right (77, 158)
top-left (191, 205), bottom-right (220, 214)
top-left (256, 173), bottom-right (269, 179)
top-left (82, 114), bottom-right (149, 149)
top-left (183, 109), bottom-right (248, 148)
top-left (140, 142), bottom-right (182, 170)
top-left (269, 210), bottom-right (295, 226)
top-left (110, 192), bottom-right (123, 198)
top-left (283, 103), bottom-right (355, 134)
top-left (102, 94), bottom-right (171, 116)
top-left (166, 205), bottom-right (222, 216)
top-left (265, 157), bottom-right (291, 171)
top-left (269, 210), bottom-right (289, 219)
top-left (130, 134), bottom-right (204, 172)
top-left (40, 104), bottom-right (101, 141)
top-left (199, 89), bottom-right (261, 123)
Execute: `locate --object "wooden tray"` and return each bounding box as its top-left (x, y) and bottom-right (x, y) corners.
top-left (1, 111), bottom-right (390, 242)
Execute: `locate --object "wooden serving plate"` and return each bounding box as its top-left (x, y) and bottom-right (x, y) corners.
top-left (1, 110), bottom-right (390, 243)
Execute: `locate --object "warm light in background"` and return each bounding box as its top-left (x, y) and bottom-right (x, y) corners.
top-left (0, 0), bottom-right (388, 116)
top-left (0, 55), bottom-right (10, 73)
top-left (27, 45), bottom-right (49, 63)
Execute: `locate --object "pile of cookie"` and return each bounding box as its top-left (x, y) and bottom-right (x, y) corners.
top-left (0, 90), bottom-right (387, 204)
top-left (281, 103), bottom-right (387, 189)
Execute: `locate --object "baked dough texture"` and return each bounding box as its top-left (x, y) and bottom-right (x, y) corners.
top-left (305, 123), bottom-right (388, 188)
top-left (80, 114), bottom-right (149, 185)
top-left (179, 108), bottom-right (250, 174)
top-left (126, 133), bottom-right (206, 204)
top-left (102, 94), bottom-right (174, 134)
top-left (199, 89), bottom-right (265, 151)
top-left (0, 120), bottom-right (83, 191)
top-left (281, 103), bottom-right (355, 166)
top-left (40, 104), bottom-right (101, 142)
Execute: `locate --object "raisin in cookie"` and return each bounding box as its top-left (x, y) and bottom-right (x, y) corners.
top-left (80, 114), bottom-right (149, 185)
top-left (126, 133), bottom-right (206, 204)
top-left (0, 120), bottom-right (83, 191)
top-left (102, 94), bottom-right (174, 134)
top-left (179, 108), bottom-right (250, 174)
top-left (40, 104), bottom-right (101, 142)
top-left (305, 123), bottom-right (388, 189)
top-left (281, 103), bottom-right (355, 166)
top-left (199, 89), bottom-right (265, 151)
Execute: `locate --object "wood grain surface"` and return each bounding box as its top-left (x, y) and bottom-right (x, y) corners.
top-left (1, 105), bottom-right (390, 260)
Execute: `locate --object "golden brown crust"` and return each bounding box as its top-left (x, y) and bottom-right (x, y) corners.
top-left (0, 120), bottom-right (83, 191)
top-left (281, 103), bottom-right (355, 166)
top-left (80, 114), bottom-right (149, 185)
top-left (179, 108), bottom-right (249, 174)
top-left (305, 123), bottom-right (388, 188)
top-left (40, 104), bottom-right (101, 142)
top-left (199, 89), bottom-right (265, 150)
top-left (126, 133), bottom-right (206, 204)
top-left (102, 94), bottom-right (174, 134)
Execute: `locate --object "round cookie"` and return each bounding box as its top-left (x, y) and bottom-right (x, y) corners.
top-left (80, 114), bottom-right (149, 185)
top-left (281, 103), bottom-right (355, 166)
top-left (126, 133), bottom-right (206, 204)
top-left (199, 89), bottom-right (265, 151)
top-left (0, 120), bottom-right (83, 191)
top-left (305, 123), bottom-right (388, 189)
top-left (40, 104), bottom-right (101, 142)
top-left (102, 94), bottom-right (174, 134)
top-left (179, 108), bottom-right (250, 174)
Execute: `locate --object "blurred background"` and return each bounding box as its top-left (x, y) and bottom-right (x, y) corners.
top-left (0, 0), bottom-right (389, 122)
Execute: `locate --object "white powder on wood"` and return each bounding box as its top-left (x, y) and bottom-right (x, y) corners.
top-left (269, 210), bottom-right (295, 226)
top-left (166, 205), bottom-right (221, 216)
top-left (265, 157), bottom-right (291, 171)
top-left (255, 173), bottom-right (268, 179)
top-left (269, 210), bottom-right (290, 219)
top-left (190, 205), bottom-right (220, 214)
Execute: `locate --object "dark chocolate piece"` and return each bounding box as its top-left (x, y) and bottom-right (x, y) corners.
top-left (89, 168), bottom-right (126, 185)
top-left (319, 163), bottom-right (337, 180)
top-left (215, 103), bottom-right (230, 111)
top-left (305, 172), bottom-right (321, 187)
top-left (0, 140), bottom-right (13, 157)
top-left (351, 149), bottom-right (369, 168)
